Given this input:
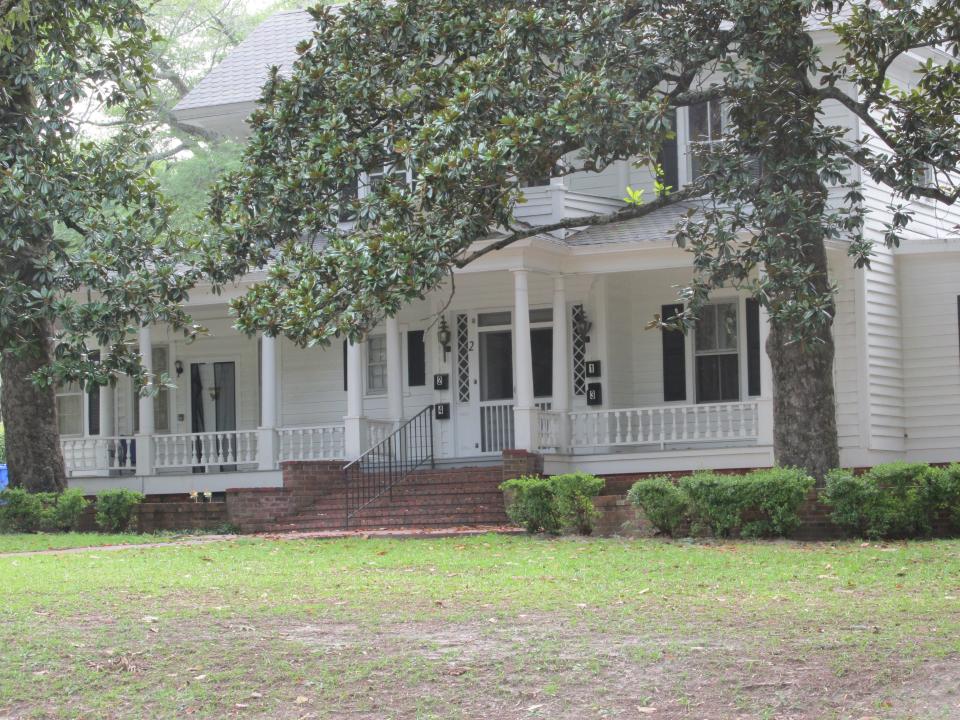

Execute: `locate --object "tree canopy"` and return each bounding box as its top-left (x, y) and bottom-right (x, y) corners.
top-left (207, 0), bottom-right (959, 476)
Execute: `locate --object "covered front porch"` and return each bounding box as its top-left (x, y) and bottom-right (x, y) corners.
top-left (60, 241), bottom-right (776, 493)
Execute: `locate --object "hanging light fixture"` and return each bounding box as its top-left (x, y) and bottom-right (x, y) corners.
top-left (437, 317), bottom-right (452, 362)
top-left (573, 308), bottom-right (592, 343)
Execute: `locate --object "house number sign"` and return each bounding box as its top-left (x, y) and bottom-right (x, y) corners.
top-left (433, 373), bottom-right (450, 390)
top-left (586, 382), bottom-right (603, 406)
top-left (585, 360), bottom-right (602, 378)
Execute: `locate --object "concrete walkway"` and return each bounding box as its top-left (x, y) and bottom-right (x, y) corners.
top-left (0, 525), bottom-right (523, 557)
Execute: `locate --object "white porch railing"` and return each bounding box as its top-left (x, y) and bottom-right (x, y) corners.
top-left (154, 430), bottom-right (260, 470)
top-left (539, 401), bottom-right (761, 452)
top-left (61, 436), bottom-right (137, 475)
top-left (278, 424), bottom-right (345, 461)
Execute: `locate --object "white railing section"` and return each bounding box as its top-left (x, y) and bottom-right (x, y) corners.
top-left (153, 430), bottom-right (259, 470)
top-left (61, 436), bottom-right (137, 475)
top-left (278, 424), bottom-right (345, 461)
top-left (541, 401), bottom-right (760, 451)
top-left (480, 400), bottom-right (515, 453)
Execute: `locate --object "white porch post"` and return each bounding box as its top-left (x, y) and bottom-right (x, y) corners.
top-left (135, 324), bottom-right (154, 476)
top-left (551, 275), bottom-right (570, 450)
top-left (97, 382), bottom-right (115, 471)
top-left (258, 334), bottom-right (279, 470)
top-left (386, 316), bottom-right (404, 425)
top-left (344, 340), bottom-right (367, 457)
top-left (512, 269), bottom-right (538, 451)
top-left (757, 303), bottom-right (775, 447)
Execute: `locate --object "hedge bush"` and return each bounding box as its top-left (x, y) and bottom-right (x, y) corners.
top-left (0, 488), bottom-right (89, 533)
top-left (822, 462), bottom-right (945, 539)
top-left (501, 472), bottom-right (605, 535)
top-left (95, 489), bottom-right (144, 533)
top-left (627, 477), bottom-right (688, 536)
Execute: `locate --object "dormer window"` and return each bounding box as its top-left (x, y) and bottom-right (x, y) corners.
top-left (688, 99), bottom-right (724, 180)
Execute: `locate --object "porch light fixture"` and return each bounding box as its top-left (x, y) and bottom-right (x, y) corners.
top-left (174, 359), bottom-right (184, 377)
top-left (573, 309), bottom-right (592, 343)
top-left (437, 317), bottom-right (452, 362)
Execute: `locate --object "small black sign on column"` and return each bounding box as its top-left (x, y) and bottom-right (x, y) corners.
top-left (434, 402), bottom-right (451, 420)
top-left (585, 360), bottom-right (602, 378)
top-left (586, 382), bottom-right (603, 406)
top-left (433, 373), bottom-right (450, 390)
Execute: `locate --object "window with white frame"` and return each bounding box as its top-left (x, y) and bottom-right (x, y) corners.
top-left (695, 301), bottom-right (740, 403)
top-left (133, 346), bottom-right (170, 432)
top-left (56, 382), bottom-right (84, 436)
top-left (366, 335), bottom-right (387, 394)
top-left (688, 99), bottom-right (724, 181)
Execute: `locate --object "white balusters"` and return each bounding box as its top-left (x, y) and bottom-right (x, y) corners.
top-left (542, 401), bottom-right (762, 452)
top-left (278, 424), bottom-right (346, 461)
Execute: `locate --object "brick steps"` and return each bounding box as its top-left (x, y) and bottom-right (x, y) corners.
top-left (252, 464), bottom-right (510, 532)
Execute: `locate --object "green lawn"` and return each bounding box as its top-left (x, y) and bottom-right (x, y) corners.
top-left (1, 534), bottom-right (958, 719)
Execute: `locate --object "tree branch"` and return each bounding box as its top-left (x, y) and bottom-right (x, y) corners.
top-left (455, 185), bottom-right (706, 268)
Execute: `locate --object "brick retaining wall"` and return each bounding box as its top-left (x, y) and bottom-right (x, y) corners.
top-left (76, 501), bottom-right (228, 533)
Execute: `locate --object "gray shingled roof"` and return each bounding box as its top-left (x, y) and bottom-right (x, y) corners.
top-left (563, 202), bottom-right (702, 246)
top-left (173, 10), bottom-right (316, 112)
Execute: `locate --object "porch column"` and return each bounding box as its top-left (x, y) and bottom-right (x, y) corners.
top-left (97, 382), bottom-right (115, 472)
top-left (512, 269), bottom-right (538, 451)
top-left (258, 334), bottom-right (279, 470)
top-left (386, 316), bottom-right (404, 425)
top-left (757, 303), bottom-right (775, 446)
top-left (344, 340), bottom-right (367, 457)
top-left (135, 324), bottom-right (154, 476)
top-left (551, 275), bottom-right (570, 450)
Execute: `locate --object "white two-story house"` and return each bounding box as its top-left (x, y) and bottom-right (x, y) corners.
top-left (59, 10), bottom-right (960, 509)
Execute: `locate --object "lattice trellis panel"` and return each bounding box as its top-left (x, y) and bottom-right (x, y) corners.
top-left (456, 313), bottom-right (470, 402)
top-left (572, 304), bottom-right (586, 396)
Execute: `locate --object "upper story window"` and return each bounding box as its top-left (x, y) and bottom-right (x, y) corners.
top-left (366, 335), bottom-right (387, 395)
top-left (688, 99), bottom-right (724, 181)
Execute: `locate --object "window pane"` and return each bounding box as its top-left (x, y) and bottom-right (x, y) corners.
top-left (57, 395), bottom-right (83, 435)
top-left (367, 336), bottom-right (387, 392)
top-left (529, 308), bottom-right (553, 323)
top-left (531, 328), bottom-right (553, 398)
top-left (478, 311), bottom-right (511, 327)
top-left (709, 99), bottom-right (722, 139)
top-left (689, 102), bottom-right (709, 141)
top-left (718, 302), bottom-right (738, 350)
top-left (480, 331), bottom-right (513, 401)
top-left (696, 355), bottom-right (720, 403)
top-left (719, 354), bottom-right (739, 401)
top-left (695, 304), bottom-right (717, 352)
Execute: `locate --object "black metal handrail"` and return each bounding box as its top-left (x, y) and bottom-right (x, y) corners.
top-left (342, 406), bottom-right (434, 526)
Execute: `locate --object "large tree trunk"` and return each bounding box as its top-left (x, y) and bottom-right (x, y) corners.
top-left (0, 319), bottom-right (67, 492)
top-left (766, 246), bottom-right (840, 481)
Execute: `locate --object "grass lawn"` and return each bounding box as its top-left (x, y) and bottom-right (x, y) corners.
top-left (0, 532), bottom-right (195, 554)
top-left (1, 534), bottom-right (958, 719)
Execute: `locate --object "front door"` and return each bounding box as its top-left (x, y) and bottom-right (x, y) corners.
top-left (190, 361), bottom-right (237, 472)
top-left (454, 311), bottom-right (517, 455)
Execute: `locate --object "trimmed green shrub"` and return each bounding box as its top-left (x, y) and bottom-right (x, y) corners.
top-left (627, 477), bottom-right (688, 536)
top-left (822, 462), bottom-right (943, 539)
top-left (0, 487), bottom-right (44, 532)
top-left (551, 472), bottom-right (605, 535)
top-left (680, 468), bottom-right (814, 538)
top-left (95, 489), bottom-right (145, 533)
top-left (46, 489), bottom-right (89, 532)
top-left (933, 464), bottom-right (960, 532)
top-left (501, 476), bottom-right (561, 534)
top-left (501, 472), bottom-right (605, 535)
top-left (0, 488), bottom-right (91, 533)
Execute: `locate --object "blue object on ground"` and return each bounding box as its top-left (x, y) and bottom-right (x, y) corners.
top-left (0, 464), bottom-right (7, 490)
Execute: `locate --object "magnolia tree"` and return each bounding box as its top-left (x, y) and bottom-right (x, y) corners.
top-left (0, 1), bottom-right (200, 491)
top-left (208, 0), bottom-right (960, 478)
